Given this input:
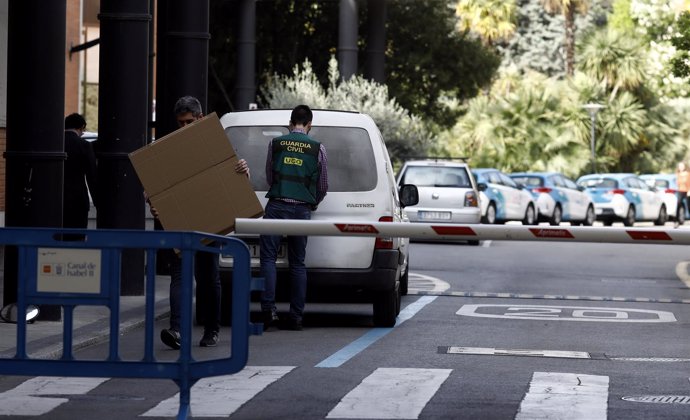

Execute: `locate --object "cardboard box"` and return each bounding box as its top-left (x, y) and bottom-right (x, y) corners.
top-left (129, 112), bottom-right (264, 235)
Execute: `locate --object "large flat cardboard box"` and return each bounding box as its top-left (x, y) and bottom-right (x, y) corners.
top-left (129, 112), bottom-right (263, 236)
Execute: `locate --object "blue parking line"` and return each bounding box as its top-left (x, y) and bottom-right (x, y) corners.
top-left (315, 296), bottom-right (437, 368)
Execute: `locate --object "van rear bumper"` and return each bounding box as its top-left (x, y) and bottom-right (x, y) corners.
top-left (220, 248), bottom-right (401, 293)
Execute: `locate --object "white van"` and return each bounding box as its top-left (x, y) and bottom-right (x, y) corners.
top-left (219, 109), bottom-right (418, 327)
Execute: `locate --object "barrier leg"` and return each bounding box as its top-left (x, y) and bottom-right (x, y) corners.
top-left (176, 378), bottom-right (192, 420)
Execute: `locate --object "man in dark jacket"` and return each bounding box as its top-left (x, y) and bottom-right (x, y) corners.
top-left (63, 113), bottom-right (98, 235)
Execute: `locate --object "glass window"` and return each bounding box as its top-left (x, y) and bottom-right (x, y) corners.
top-left (511, 176), bottom-right (543, 187)
top-left (401, 166), bottom-right (471, 188)
top-left (579, 177), bottom-right (618, 189)
top-left (226, 125), bottom-right (377, 192)
top-left (498, 173), bottom-right (518, 188)
top-left (562, 176), bottom-right (578, 189)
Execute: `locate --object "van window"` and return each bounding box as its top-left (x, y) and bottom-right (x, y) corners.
top-left (225, 125), bottom-right (377, 192)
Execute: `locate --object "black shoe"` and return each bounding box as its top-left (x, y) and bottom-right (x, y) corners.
top-left (262, 310), bottom-right (279, 331)
top-left (281, 318), bottom-right (303, 331)
top-left (161, 328), bottom-right (181, 350)
top-left (200, 330), bottom-right (219, 347)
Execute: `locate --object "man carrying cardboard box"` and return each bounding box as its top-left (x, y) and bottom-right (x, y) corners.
top-left (151, 96), bottom-right (250, 349)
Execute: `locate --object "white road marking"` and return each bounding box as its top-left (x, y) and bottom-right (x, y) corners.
top-left (516, 372), bottom-right (608, 420)
top-left (326, 367), bottom-right (451, 419)
top-left (482, 240), bottom-right (492, 247)
top-left (457, 304), bottom-right (677, 323)
top-left (446, 346), bottom-right (590, 359)
top-left (0, 376), bottom-right (108, 416)
top-left (408, 273), bottom-right (450, 293)
top-left (141, 366), bottom-right (294, 417)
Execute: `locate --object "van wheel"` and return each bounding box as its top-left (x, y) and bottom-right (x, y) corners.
top-left (400, 263), bottom-right (409, 296)
top-left (373, 282), bottom-right (400, 327)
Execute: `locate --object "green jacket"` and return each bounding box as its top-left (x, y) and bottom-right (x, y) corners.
top-left (266, 132), bottom-right (321, 204)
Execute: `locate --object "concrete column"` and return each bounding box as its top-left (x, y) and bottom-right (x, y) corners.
top-left (234, 0), bottom-right (256, 111)
top-left (338, 0), bottom-right (358, 80)
top-left (3, 1), bottom-right (66, 319)
top-left (97, 0), bottom-right (151, 295)
top-left (365, 0), bottom-right (386, 83)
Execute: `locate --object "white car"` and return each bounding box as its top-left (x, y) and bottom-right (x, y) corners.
top-left (472, 168), bottom-right (537, 225)
top-left (577, 173), bottom-right (667, 226)
top-left (509, 172), bottom-right (595, 226)
top-left (396, 159), bottom-right (481, 244)
top-left (219, 109), bottom-right (418, 327)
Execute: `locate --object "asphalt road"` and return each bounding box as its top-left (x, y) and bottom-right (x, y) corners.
top-left (2, 237), bottom-right (690, 419)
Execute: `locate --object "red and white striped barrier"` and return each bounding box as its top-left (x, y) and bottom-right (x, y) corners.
top-left (235, 218), bottom-right (690, 245)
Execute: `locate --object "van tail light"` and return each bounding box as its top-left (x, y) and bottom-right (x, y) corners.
top-left (611, 189), bottom-right (626, 195)
top-left (533, 187), bottom-right (552, 193)
top-left (375, 216), bottom-right (394, 249)
top-left (464, 191), bottom-right (479, 207)
top-left (665, 188), bottom-right (677, 194)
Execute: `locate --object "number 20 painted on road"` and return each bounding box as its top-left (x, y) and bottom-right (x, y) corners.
top-left (456, 304), bottom-right (676, 323)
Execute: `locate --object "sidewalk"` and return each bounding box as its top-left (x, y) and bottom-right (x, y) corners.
top-left (0, 269), bottom-right (172, 359)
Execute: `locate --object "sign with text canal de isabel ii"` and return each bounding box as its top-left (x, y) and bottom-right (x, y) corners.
top-left (36, 248), bottom-right (102, 294)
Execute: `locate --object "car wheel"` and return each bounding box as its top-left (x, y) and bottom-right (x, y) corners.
top-left (623, 206), bottom-right (635, 227)
top-left (550, 205), bottom-right (562, 226)
top-left (522, 204), bottom-right (536, 225)
top-left (678, 205), bottom-right (687, 225)
top-left (400, 262), bottom-right (409, 296)
top-left (583, 205), bottom-right (595, 226)
top-left (653, 205), bottom-right (668, 226)
top-left (603, 219), bottom-right (613, 226)
top-left (373, 282), bottom-right (400, 327)
top-left (482, 202), bottom-right (497, 224)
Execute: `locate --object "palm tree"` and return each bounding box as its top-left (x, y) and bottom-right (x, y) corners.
top-left (541, 0), bottom-right (591, 76)
top-left (455, 0), bottom-right (517, 46)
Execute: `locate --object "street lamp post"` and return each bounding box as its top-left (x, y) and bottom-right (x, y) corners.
top-left (582, 103), bottom-right (605, 174)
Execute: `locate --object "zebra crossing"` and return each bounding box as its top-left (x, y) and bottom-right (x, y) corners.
top-left (0, 367), bottom-right (627, 419)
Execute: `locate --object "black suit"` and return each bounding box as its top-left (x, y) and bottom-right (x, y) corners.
top-left (64, 130), bottom-right (98, 229)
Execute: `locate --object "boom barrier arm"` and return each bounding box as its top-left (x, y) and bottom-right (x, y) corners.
top-left (235, 218), bottom-right (689, 245)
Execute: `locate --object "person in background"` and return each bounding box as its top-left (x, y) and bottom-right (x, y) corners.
top-left (63, 113), bottom-right (98, 238)
top-left (676, 161), bottom-right (690, 227)
top-left (260, 104), bottom-right (328, 331)
top-left (152, 96), bottom-right (250, 349)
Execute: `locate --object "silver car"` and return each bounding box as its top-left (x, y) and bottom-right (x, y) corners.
top-left (396, 159), bottom-right (481, 245)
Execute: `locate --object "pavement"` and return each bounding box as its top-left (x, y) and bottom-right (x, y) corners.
top-left (0, 262), bottom-right (173, 359)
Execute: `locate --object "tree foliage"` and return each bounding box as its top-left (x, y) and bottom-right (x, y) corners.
top-left (262, 57), bottom-right (433, 166)
top-left (208, 0), bottom-right (500, 130)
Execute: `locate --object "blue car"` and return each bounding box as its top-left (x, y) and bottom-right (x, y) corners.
top-left (510, 172), bottom-right (595, 226)
top-left (576, 173), bottom-right (668, 226)
top-left (473, 168), bottom-right (537, 225)
top-left (640, 174), bottom-right (687, 224)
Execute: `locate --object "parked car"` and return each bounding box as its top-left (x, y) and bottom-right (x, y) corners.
top-left (396, 159), bottom-right (481, 245)
top-left (576, 173), bottom-right (667, 226)
top-left (509, 172), bottom-right (595, 226)
top-left (472, 168), bottom-right (537, 225)
top-left (640, 173), bottom-right (687, 224)
top-left (219, 109), bottom-right (418, 327)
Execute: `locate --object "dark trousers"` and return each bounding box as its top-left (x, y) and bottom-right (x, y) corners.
top-left (168, 243), bottom-right (221, 334)
top-left (259, 200), bottom-right (311, 321)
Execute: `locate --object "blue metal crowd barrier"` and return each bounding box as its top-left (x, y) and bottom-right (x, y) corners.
top-left (0, 227), bottom-right (262, 420)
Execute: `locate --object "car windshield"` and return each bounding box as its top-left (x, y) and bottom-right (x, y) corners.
top-left (225, 125), bottom-right (377, 192)
top-left (511, 176), bottom-right (543, 187)
top-left (579, 178), bottom-right (618, 189)
top-left (400, 166), bottom-right (471, 188)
